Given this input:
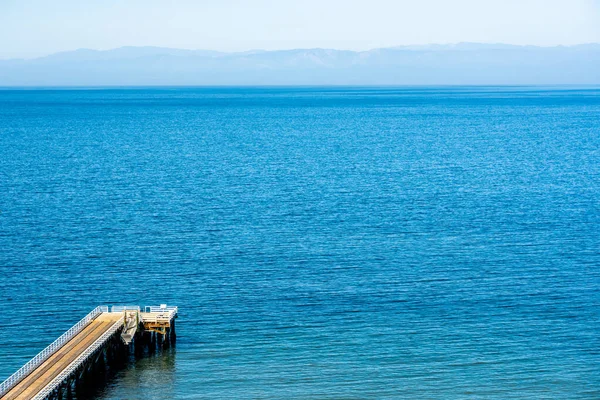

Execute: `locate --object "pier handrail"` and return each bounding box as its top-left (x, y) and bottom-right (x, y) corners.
top-left (32, 317), bottom-right (124, 400)
top-left (0, 305), bottom-right (108, 396)
top-left (111, 305), bottom-right (141, 313)
top-left (144, 305), bottom-right (178, 313)
top-left (144, 305), bottom-right (178, 321)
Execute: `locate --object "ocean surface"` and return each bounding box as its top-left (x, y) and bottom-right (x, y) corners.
top-left (0, 86), bottom-right (599, 399)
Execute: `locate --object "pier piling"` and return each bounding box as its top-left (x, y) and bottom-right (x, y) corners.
top-left (0, 305), bottom-right (178, 400)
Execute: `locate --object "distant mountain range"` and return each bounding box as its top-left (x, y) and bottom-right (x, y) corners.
top-left (1, 43), bottom-right (599, 86)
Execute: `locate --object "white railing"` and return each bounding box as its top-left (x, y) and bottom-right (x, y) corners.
top-left (144, 305), bottom-right (178, 313)
top-left (32, 318), bottom-right (124, 400)
top-left (143, 305), bottom-right (178, 322)
top-left (0, 306), bottom-right (109, 396)
top-left (111, 305), bottom-right (141, 313)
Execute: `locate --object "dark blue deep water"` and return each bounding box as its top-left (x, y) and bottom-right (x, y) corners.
top-left (0, 87), bottom-right (599, 399)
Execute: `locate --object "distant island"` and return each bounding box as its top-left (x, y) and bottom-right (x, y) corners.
top-left (1, 43), bottom-right (599, 86)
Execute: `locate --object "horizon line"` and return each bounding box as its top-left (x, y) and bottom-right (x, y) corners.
top-left (2, 84), bottom-right (600, 90)
top-left (3, 41), bottom-right (600, 61)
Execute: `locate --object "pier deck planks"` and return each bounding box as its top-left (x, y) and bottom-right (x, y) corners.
top-left (1, 313), bottom-right (123, 400)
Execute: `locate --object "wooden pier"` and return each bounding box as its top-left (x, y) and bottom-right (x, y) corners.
top-left (0, 305), bottom-right (178, 400)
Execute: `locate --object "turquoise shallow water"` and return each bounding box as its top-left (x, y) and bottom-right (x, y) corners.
top-left (0, 87), bottom-right (599, 399)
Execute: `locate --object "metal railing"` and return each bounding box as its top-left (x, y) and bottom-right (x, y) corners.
top-left (0, 306), bottom-right (108, 396)
top-left (143, 305), bottom-right (178, 322)
top-left (32, 317), bottom-right (124, 400)
top-left (144, 305), bottom-right (178, 313)
top-left (111, 305), bottom-right (141, 313)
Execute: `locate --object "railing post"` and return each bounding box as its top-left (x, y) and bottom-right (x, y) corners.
top-left (0, 306), bottom-right (108, 397)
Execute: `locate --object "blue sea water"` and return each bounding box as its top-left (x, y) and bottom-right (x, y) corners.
top-left (0, 87), bottom-right (599, 399)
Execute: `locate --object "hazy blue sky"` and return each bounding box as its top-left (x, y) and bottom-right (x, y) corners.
top-left (1, 0), bottom-right (599, 59)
